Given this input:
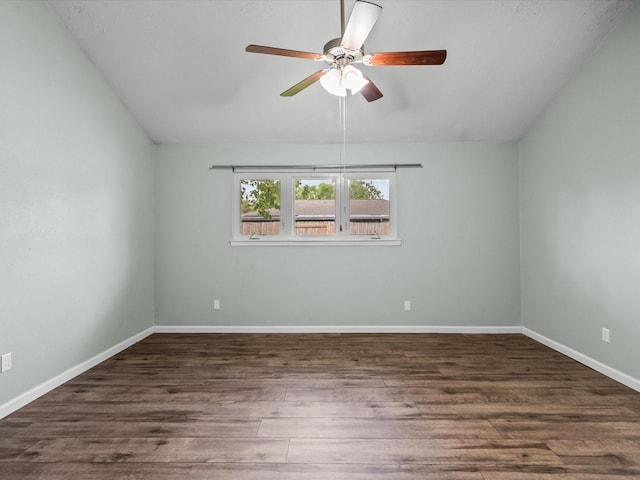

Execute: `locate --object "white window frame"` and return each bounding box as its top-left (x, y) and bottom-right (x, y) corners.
top-left (344, 172), bottom-right (398, 240)
top-left (231, 170), bottom-right (400, 246)
top-left (291, 172), bottom-right (341, 239)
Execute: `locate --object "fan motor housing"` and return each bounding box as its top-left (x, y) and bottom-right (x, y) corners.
top-left (322, 37), bottom-right (364, 66)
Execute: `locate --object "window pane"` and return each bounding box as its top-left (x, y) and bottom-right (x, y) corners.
top-left (240, 179), bottom-right (281, 235)
top-left (294, 178), bottom-right (336, 236)
top-left (349, 179), bottom-right (390, 236)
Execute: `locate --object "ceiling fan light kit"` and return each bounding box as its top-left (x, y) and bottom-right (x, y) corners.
top-left (320, 69), bottom-right (346, 97)
top-left (342, 65), bottom-right (369, 94)
top-left (246, 0), bottom-right (447, 102)
top-left (320, 65), bottom-right (369, 96)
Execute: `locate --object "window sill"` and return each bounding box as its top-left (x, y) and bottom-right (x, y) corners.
top-left (230, 239), bottom-right (402, 247)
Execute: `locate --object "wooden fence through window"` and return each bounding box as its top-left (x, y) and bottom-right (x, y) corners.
top-left (240, 220), bottom-right (389, 236)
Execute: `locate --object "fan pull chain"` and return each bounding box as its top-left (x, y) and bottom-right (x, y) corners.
top-left (341, 95), bottom-right (346, 170)
top-left (339, 95), bottom-right (347, 232)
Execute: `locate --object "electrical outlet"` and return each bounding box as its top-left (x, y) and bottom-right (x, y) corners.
top-left (214, 299), bottom-right (221, 310)
top-left (1, 353), bottom-right (11, 373)
top-left (602, 327), bottom-right (610, 343)
top-left (404, 300), bottom-right (411, 311)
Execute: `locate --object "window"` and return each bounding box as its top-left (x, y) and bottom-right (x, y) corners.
top-left (240, 178), bottom-right (281, 236)
top-left (348, 178), bottom-right (390, 237)
top-left (232, 171), bottom-right (399, 245)
top-left (295, 177), bottom-right (337, 237)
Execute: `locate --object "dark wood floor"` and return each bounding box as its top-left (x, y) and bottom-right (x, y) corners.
top-left (1, 333), bottom-right (640, 479)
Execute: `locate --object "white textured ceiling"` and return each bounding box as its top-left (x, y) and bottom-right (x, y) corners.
top-left (47, 0), bottom-right (634, 144)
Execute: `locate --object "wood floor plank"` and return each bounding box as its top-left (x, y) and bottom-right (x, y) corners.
top-left (481, 388), bottom-right (640, 408)
top-left (1, 333), bottom-right (639, 478)
top-left (416, 403), bottom-right (638, 420)
top-left (17, 437), bottom-right (289, 463)
top-left (286, 438), bottom-right (564, 465)
top-left (66, 375), bottom-right (387, 389)
top-left (0, 438), bottom-right (40, 462)
top-left (285, 387), bottom-right (396, 402)
top-left (480, 467), bottom-right (640, 479)
top-left (491, 419), bottom-right (640, 440)
top-left (383, 377), bottom-right (573, 389)
top-left (257, 417), bottom-right (502, 439)
top-left (40, 384), bottom-right (287, 403)
top-left (204, 401), bottom-right (422, 419)
top-left (12, 400), bottom-right (421, 420)
top-left (0, 463), bottom-right (193, 480)
top-left (2, 418), bottom-right (261, 438)
top-left (388, 386), bottom-right (490, 404)
top-left (187, 463), bottom-right (485, 479)
top-left (547, 439), bottom-right (640, 466)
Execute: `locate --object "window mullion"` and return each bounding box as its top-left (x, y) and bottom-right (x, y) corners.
top-left (280, 175), bottom-right (293, 238)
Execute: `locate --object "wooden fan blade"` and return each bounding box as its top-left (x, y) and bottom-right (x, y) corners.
top-left (360, 75), bottom-right (383, 102)
top-left (281, 70), bottom-right (327, 97)
top-left (365, 50), bottom-right (447, 66)
top-left (246, 44), bottom-right (322, 60)
top-left (341, 1), bottom-right (382, 51)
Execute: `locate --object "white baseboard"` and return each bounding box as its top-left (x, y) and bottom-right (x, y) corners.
top-left (154, 325), bottom-right (523, 334)
top-left (523, 327), bottom-right (640, 393)
top-left (0, 327), bottom-right (155, 420)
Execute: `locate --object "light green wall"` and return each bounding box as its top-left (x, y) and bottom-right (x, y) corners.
top-left (520, 4), bottom-right (640, 378)
top-left (155, 142), bottom-right (521, 328)
top-left (0, 1), bottom-right (155, 405)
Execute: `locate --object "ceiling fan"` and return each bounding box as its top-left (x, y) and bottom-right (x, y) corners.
top-left (245, 0), bottom-right (447, 102)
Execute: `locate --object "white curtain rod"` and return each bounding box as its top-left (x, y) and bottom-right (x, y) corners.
top-left (209, 163), bottom-right (422, 171)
